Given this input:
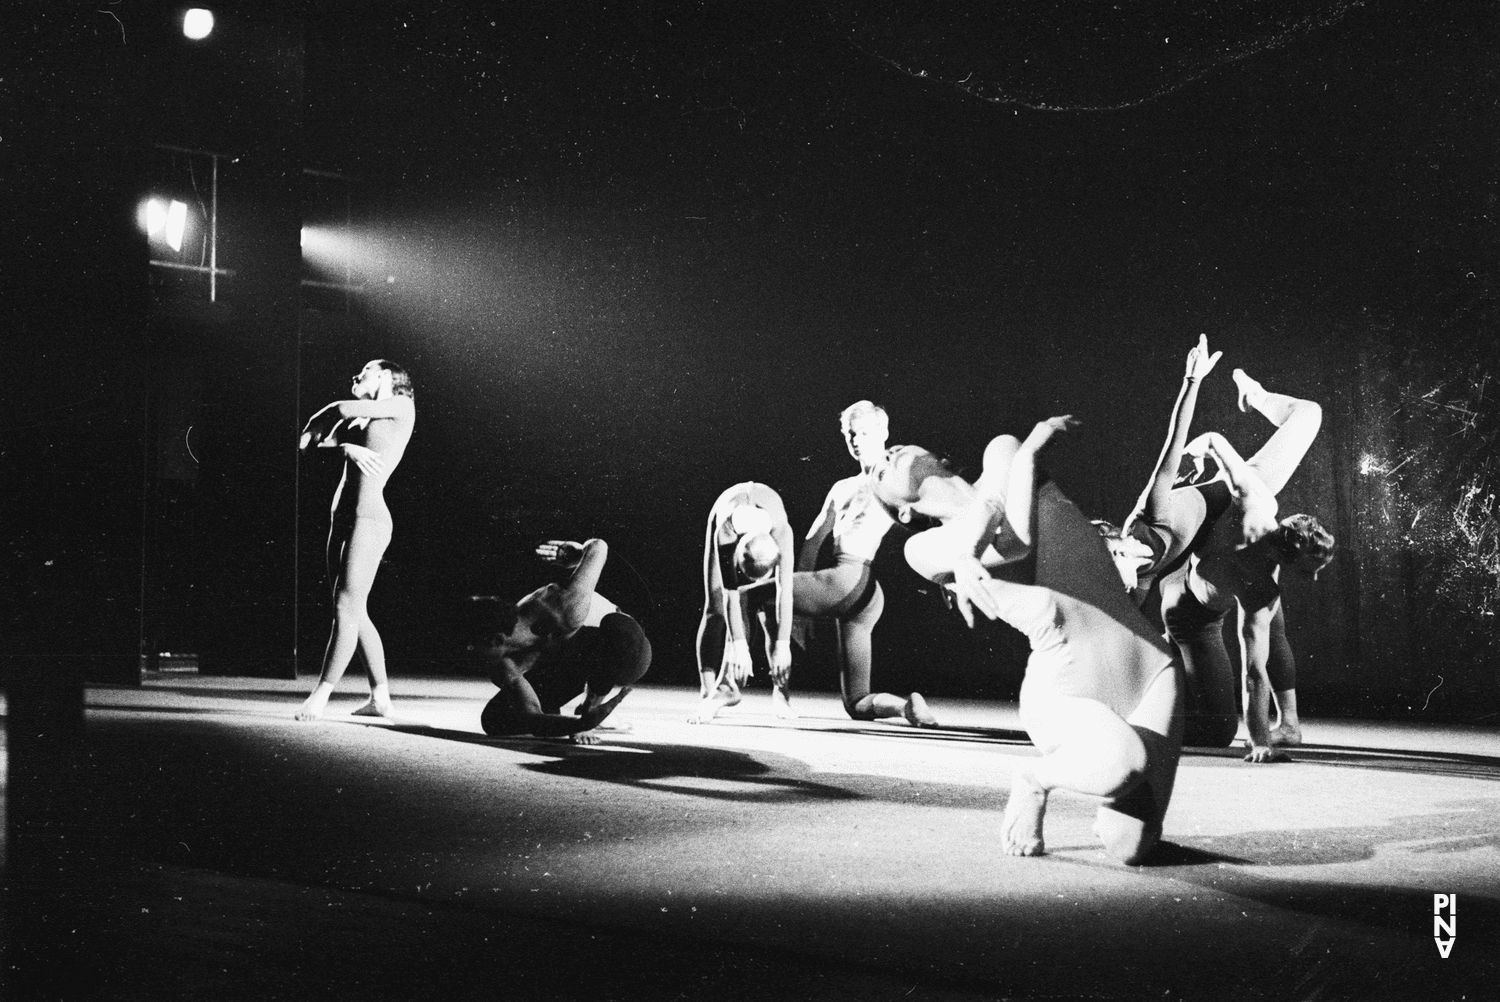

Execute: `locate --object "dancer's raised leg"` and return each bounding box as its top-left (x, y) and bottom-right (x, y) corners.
top-left (1234, 369), bottom-right (1322, 496)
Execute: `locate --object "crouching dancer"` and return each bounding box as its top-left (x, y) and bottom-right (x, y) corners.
top-left (474, 539), bottom-right (651, 744)
top-left (874, 419), bottom-right (1184, 864)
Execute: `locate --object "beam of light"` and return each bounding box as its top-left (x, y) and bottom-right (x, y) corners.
top-left (183, 9), bottom-right (214, 41)
top-left (139, 198), bottom-right (168, 237)
top-left (165, 200), bottom-right (189, 252)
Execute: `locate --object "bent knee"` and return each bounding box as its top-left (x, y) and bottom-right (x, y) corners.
top-left (1106, 827), bottom-right (1159, 866)
top-left (1106, 737), bottom-right (1150, 794)
top-left (1184, 714), bottom-right (1239, 748)
top-left (1096, 808), bottom-right (1160, 866)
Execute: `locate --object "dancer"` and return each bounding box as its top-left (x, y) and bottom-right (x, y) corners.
top-left (1119, 354), bottom-right (1333, 758)
top-left (689, 482), bottom-right (796, 723)
top-left (1169, 397), bottom-right (1334, 762)
top-left (872, 419), bottom-right (1183, 865)
top-left (295, 360), bottom-right (416, 721)
top-left (796, 401), bottom-right (936, 726)
top-left (474, 539), bottom-right (650, 744)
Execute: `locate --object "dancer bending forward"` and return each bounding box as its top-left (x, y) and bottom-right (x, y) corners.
top-left (475, 539), bottom-right (651, 744)
top-left (796, 401), bottom-right (936, 727)
top-left (873, 419), bottom-right (1183, 864)
top-left (690, 483), bottom-right (796, 723)
top-left (296, 360), bottom-right (415, 721)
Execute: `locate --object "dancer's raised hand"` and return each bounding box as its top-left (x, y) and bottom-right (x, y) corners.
top-left (1185, 333), bottom-right (1223, 381)
top-left (1022, 414), bottom-right (1080, 454)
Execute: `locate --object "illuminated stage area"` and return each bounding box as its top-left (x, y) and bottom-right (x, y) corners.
top-left (20, 675), bottom-right (1498, 1000)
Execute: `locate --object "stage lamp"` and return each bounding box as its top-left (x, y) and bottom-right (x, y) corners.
top-left (164, 200), bottom-right (189, 251)
top-left (183, 8), bottom-right (214, 40)
top-left (139, 198), bottom-right (168, 237)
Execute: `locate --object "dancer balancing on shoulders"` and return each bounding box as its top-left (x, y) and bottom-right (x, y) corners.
top-left (689, 482), bottom-right (796, 723)
top-left (473, 538), bottom-right (650, 744)
top-left (871, 418), bottom-right (1184, 865)
top-left (796, 401), bottom-right (936, 726)
top-left (1110, 343), bottom-right (1333, 760)
top-left (295, 359), bottom-right (416, 721)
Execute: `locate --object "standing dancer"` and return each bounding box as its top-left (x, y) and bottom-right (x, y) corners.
top-left (797, 401), bottom-right (936, 726)
top-left (1118, 354), bottom-right (1333, 758)
top-left (873, 420), bottom-right (1183, 865)
top-left (474, 539), bottom-right (650, 744)
top-left (689, 483), bottom-right (796, 723)
top-left (295, 360), bottom-right (415, 721)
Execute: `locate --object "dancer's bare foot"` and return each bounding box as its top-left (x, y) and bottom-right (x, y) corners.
top-left (350, 694), bottom-right (394, 718)
top-left (294, 684), bottom-right (333, 721)
top-left (771, 685), bottom-right (798, 720)
top-left (570, 729), bottom-right (604, 745)
top-left (1269, 722), bottom-right (1303, 747)
top-left (1000, 767), bottom-right (1047, 856)
top-left (903, 692), bottom-right (939, 727)
top-left (687, 692), bottom-right (737, 724)
top-left (1232, 368), bottom-right (1266, 413)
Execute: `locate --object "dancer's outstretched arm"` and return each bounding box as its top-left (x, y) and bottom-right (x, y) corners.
top-left (1128, 335), bottom-right (1221, 530)
top-left (738, 484), bottom-right (796, 680)
top-left (1237, 597), bottom-right (1288, 763)
top-left (770, 515), bottom-right (795, 680)
top-left (485, 667), bottom-right (632, 738)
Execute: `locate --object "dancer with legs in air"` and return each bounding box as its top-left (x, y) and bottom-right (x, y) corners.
top-left (296, 360), bottom-right (416, 721)
top-left (1110, 345), bottom-right (1332, 759)
top-left (796, 401), bottom-right (936, 726)
top-left (872, 419), bottom-right (1183, 864)
top-left (689, 482), bottom-right (796, 723)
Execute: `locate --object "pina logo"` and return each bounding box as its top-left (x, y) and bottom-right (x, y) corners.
top-left (1433, 893), bottom-right (1457, 958)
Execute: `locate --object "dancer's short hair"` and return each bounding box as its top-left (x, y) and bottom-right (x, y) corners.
top-left (879, 445), bottom-right (955, 506)
top-left (375, 360), bottom-right (415, 399)
top-left (840, 400), bottom-right (888, 437)
top-left (734, 532), bottom-right (780, 583)
top-left (464, 595), bottom-right (519, 651)
top-left (1273, 514), bottom-right (1336, 577)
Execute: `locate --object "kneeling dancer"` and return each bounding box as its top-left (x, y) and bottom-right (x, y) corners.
top-left (475, 538), bottom-right (651, 744)
top-left (873, 418), bottom-right (1184, 864)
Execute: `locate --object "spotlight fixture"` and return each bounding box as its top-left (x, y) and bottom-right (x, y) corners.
top-left (139, 198), bottom-right (168, 237)
top-left (183, 8), bottom-right (214, 40)
top-left (164, 200), bottom-right (188, 251)
top-left (138, 196), bottom-right (190, 251)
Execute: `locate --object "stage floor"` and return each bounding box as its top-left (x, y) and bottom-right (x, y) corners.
top-left (6, 675), bottom-right (1499, 1000)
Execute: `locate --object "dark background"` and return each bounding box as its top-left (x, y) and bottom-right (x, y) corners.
top-left (7, 0), bottom-right (1499, 722)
